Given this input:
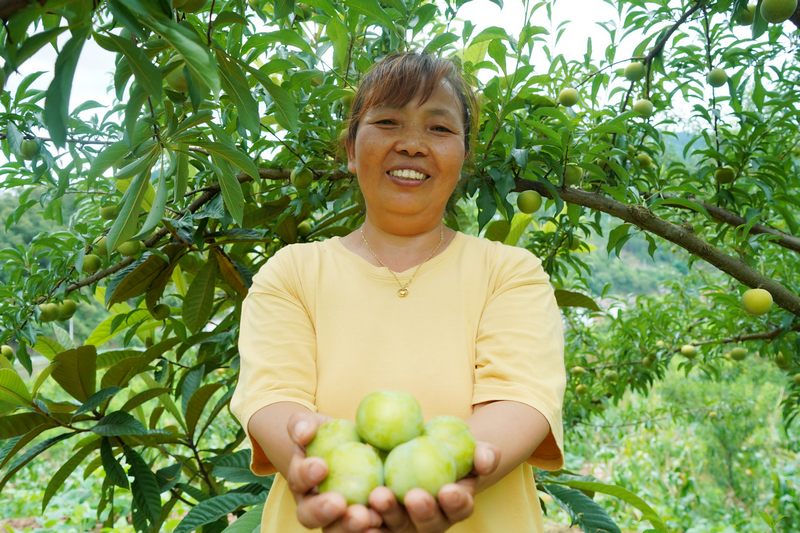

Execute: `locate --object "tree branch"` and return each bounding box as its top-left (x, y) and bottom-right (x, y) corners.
top-left (517, 179), bottom-right (800, 317)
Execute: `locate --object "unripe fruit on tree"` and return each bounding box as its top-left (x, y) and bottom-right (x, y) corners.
top-left (483, 219), bottom-right (510, 242)
top-left (174, 0), bottom-right (206, 12)
top-left (775, 351), bottom-right (790, 369)
top-left (290, 166), bottom-right (313, 189)
top-left (355, 390), bottom-right (423, 451)
top-left (517, 190), bottom-right (542, 214)
top-left (100, 205), bottom-right (119, 220)
top-left (570, 365), bottom-right (587, 375)
top-left (83, 254), bottom-right (102, 274)
top-left (150, 303), bottom-right (171, 320)
top-left (564, 164), bottom-right (584, 186)
top-left (165, 66), bottom-right (188, 93)
top-left (383, 436), bottom-right (457, 501)
top-left (297, 219), bottom-right (313, 237)
top-left (760, 0), bottom-right (797, 24)
top-left (20, 139), bottom-right (39, 160)
top-left (95, 236), bottom-right (108, 256)
top-left (575, 384), bottom-right (589, 395)
top-left (1, 345), bottom-right (13, 358)
top-left (319, 442), bottom-right (383, 505)
top-left (636, 153), bottom-right (653, 168)
top-left (39, 303), bottom-right (60, 322)
top-left (423, 416), bottom-right (475, 479)
top-left (624, 62), bottom-right (646, 82)
top-left (632, 98), bottom-right (654, 118)
top-left (117, 240), bottom-right (143, 257)
top-left (742, 288), bottom-right (773, 315)
top-left (730, 347), bottom-right (747, 361)
top-left (707, 68), bottom-right (728, 88)
top-left (715, 166), bottom-right (736, 184)
top-left (557, 88), bottom-right (579, 107)
top-left (793, 373), bottom-right (800, 386)
top-left (57, 299), bottom-right (77, 320)
top-left (642, 355), bottom-right (656, 367)
top-left (604, 370), bottom-right (619, 382)
top-left (736, 4), bottom-right (756, 24)
top-left (306, 419), bottom-right (360, 460)
top-left (680, 344), bottom-right (698, 358)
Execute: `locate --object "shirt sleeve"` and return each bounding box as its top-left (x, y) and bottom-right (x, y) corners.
top-left (230, 246), bottom-right (318, 475)
top-left (472, 245), bottom-right (566, 470)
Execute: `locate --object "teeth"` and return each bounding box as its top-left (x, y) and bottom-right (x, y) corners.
top-left (389, 169), bottom-right (427, 180)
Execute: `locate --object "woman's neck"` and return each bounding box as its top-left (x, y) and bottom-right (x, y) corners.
top-left (350, 217), bottom-right (453, 272)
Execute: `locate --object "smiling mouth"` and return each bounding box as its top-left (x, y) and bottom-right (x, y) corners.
top-left (388, 169), bottom-right (429, 181)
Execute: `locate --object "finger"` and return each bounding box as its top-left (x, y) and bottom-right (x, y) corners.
top-left (342, 504), bottom-right (383, 531)
top-left (297, 492), bottom-right (348, 529)
top-left (369, 486), bottom-right (411, 531)
top-left (404, 488), bottom-right (450, 533)
top-left (287, 456), bottom-right (328, 495)
top-left (288, 412), bottom-right (321, 446)
top-left (437, 483), bottom-right (474, 523)
top-left (472, 442), bottom-right (500, 476)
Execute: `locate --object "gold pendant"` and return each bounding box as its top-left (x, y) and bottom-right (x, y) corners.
top-left (398, 288), bottom-right (409, 298)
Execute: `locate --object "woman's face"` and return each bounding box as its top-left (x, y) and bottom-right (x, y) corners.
top-left (347, 81), bottom-right (466, 233)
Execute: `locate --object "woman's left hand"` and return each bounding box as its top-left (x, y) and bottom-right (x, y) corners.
top-left (367, 441), bottom-right (500, 533)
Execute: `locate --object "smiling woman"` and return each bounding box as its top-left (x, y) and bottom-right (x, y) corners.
top-left (231, 52), bottom-right (566, 533)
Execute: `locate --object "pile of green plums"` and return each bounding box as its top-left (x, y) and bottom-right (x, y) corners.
top-left (306, 391), bottom-right (476, 505)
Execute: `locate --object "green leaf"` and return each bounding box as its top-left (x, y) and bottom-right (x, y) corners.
top-left (543, 483), bottom-right (622, 533)
top-left (145, 17), bottom-right (220, 95)
top-left (107, 253), bottom-right (170, 306)
top-left (423, 32), bottom-right (459, 54)
top-left (211, 158), bottom-right (245, 226)
top-left (124, 445), bottom-right (163, 526)
top-left (101, 437), bottom-right (129, 488)
top-left (174, 150), bottom-right (189, 203)
top-left (183, 259), bottom-right (218, 333)
top-left (649, 197), bottom-right (710, 218)
top-left (51, 346), bottom-right (97, 403)
top-left (252, 29), bottom-right (315, 56)
top-left (136, 161), bottom-right (168, 235)
top-left (344, 0), bottom-right (395, 28)
top-left (106, 150), bottom-right (159, 252)
top-left (94, 32), bottom-right (162, 103)
top-left (185, 383), bottom-right (223, 439)
top-left (14, 27), bottom-right (67, 69)
top-left (504, 212), bottom-right (532, 246)
top-left (0, 432), bottom-right (75, 492)
top-left (606, 223), bottom-right (633, 257)
top-left (44, 27), bottom-right (90, 146)
top-left (87, 310), bottom-right (152, 347)
top-left (175, 493), bottom-right (265, 533)
top-left (258, 75), bottom-right (299, 131)
top-left (552, 479), bottom-right (668, 532)
top-left (221, 503), bottom-right (264, 533)
top-left (215, 50), bottom-right (260, 134)
top-left (42, 438), bottom-right (98, 512)
top-left (0, 412), bottom-right (50, 439)
top-left (33, 336), bottom-right (66, 360)
top-left (554, 289), bottom-right (601, 311)
top-left (0, 368), bottom-right (33, 407)
top-left (92, 411), bottom-right (149, 437)
top-left (75, 386), bottom-right (121, 416)
top-left (120, 388), bottom-right (171, 413)
top-left (212, 450), bottom-right (270, 485)
top-left (193, 140), bottom-right (258, 180)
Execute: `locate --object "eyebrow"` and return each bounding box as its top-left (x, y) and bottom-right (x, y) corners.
top-left (368, 104), bottom-right (461, 123)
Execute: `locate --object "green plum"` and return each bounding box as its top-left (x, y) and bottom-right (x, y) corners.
top-left (383, 436), bottom-right (457, 501)
top-left (318, 442), bottom-right (383, 505)
top-left (356, 391), bottom-right (423, 451)
top-left (306, 419), bottom-right (360, 460)
top-left (423, 416), bottom-right (476, 479)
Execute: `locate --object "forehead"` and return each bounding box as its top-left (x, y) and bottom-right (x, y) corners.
top-left (364, 82), bottom-right (463, 121)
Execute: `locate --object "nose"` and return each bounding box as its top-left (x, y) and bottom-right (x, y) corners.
top-left (393, 129), bottom-right (428, 156)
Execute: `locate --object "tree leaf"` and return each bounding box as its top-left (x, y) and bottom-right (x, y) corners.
top-left (193, 140), bottom-right (258, 180)
top-left (0, 368), bottom-right (33, 407)
top-left (42, 438), bottom-right (99, 512)
top-left (344, 0), bottom-right (395, 29)
top-left (214, 247), bottom-right (249, 297)
top-left (554, 289), bottom-right (601, 311)
top-left (221, 503), bottom-right (265, 533)
top-left (106, 151), bottom-right (159, 252)
top-left (174, 492), bottom-right (265, 533)
top-left (0, 432), bottom-right (75, 492)
top-left (183, 259), bottom-right (218, 333)
top-left (44, 27), bottom-right (90, 146)
top-left (215, 50), bottom-right (260, 134)
top-left (92, 411), bottom-right (149, 437)
top-left (145, 17), bottom-right (220, 95)
top-left (211, 157), bottom-right (245, 226)
top-left (13, 27), bottom-right (68, 69)
top-left (542, 483), bottom-right (622, 533)
top-left (101, 437), bottom-right (130, 488)
top-left (74, 386), bottom-right (121, 416)
top-left (185, 382), bottom-right (223, 439)
top-left (51, 346), bottom-right (97, 403)
top-left (33, 336), bottom-right (66, 360)
top-left (124, 445), bottom-right (163, 527)
top-left (0, 412), bottom-right (50, 439)
top-left (94, 31), bottom-right (162, 104)
top-left (107, 252), bottom-right (170, 306)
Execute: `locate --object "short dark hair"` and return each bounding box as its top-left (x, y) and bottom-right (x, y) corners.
top-left (345, 52), bottom-right (478, 155)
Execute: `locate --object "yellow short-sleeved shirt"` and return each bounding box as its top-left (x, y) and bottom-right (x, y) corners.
top-left (230, 232), bottom-right (566, 532)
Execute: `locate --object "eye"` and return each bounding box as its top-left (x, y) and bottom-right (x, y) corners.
top-left (432, 125), bottom-right (455, 133)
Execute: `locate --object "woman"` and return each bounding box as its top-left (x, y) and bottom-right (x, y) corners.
top-left (231, 52), bottom-right (566, 532)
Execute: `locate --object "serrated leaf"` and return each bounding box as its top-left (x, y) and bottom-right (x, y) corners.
top-left (215, 50), bottom-right (260, 134)
top-left (44, 27), bottom-right (90, 146)
top-left (185, 383), bottom-right (223, 439)
top-left (183, 260), bottom-right (218, 333)
top-left (42, 439), bottom-right (98, 512)
top-left (120, 388), bottom-right (171, 413)
top-left (107, 253), bottom-right (170, 306)
top-left (75, 386), bottom-right (121, 416)
top-left (213, 450), bottom-right (269, 485)
top-left (101, 437), bottom-right (129, 488)
top-left (221, 503), bottom-right (265, 532)
top-left (553, 479), bottom-right (668, 532)
top-left (124, 445), bottom-right (163, 526)
top-left (100, 355), bottom-right (152, 389)
top-left (0, 412), bottom-right (50, 439)
top-left (0, 368), bottom-right (33, 406)
top-left (174, 492), bottom-right (265, 533)
top-left (0, 432), bottom-right (75, 492)
top-left (51, 346), bottom-right (97, 403)
top-left (92, 411), bottom-right (149, 437)
top-left (554, 289), bottom-right (600, 311)
top-left (544, 483), bottom-right (622, 533)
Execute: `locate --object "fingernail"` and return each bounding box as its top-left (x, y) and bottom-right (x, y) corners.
top-left (480, 448), bottom-right (495, 465)
top-left (295, 420), bottom-right (310, 439)
top-left (308, 459), bottom-right (326, 479)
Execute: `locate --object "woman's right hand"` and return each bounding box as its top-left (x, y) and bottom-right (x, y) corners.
top-left (286, 412), bottom-right (384, 532)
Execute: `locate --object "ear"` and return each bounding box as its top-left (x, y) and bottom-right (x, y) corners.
top-left (346, 144), bottom-right (356, 174)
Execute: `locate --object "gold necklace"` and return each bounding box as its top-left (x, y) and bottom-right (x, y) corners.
top-left (359, 225), bottom-right (445, 298)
